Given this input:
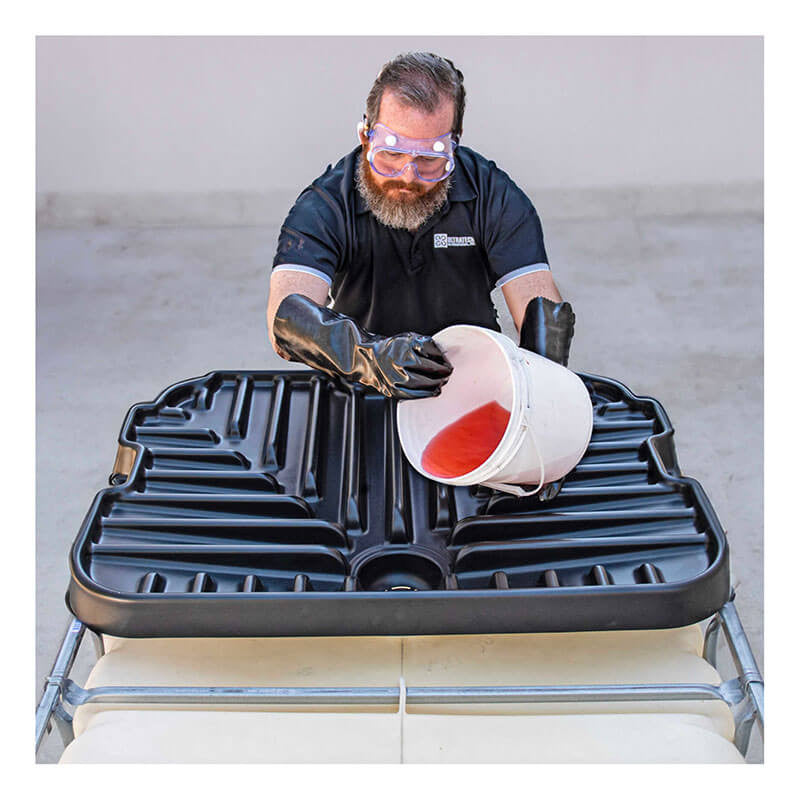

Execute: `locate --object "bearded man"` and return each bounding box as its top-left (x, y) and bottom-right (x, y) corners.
top-left (267, 52), bottom-right (574, 402)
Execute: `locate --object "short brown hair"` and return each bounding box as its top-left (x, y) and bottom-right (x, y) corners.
top-left (365, 52), bottom-right (466, 139)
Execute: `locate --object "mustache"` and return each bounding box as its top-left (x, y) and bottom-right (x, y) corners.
top-left (380, 180), bottom-right (428, 196)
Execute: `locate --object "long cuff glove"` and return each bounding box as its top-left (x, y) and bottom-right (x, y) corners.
top-left (519, 296), bottom-right (576, 502)
top-left (518, 296), bottom-right (575, 367)
top-left (273, 293), bottom-right (453, 400)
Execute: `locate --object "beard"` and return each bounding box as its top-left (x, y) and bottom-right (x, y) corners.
top-left (355, 148), bottom-right (451, 232)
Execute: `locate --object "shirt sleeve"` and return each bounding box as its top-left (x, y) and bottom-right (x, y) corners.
top-left (481, 163), bottom-right (550, 288)
top-left (272, 184), bottom-right (346, 285)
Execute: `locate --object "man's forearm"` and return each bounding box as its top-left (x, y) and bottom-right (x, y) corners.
top-left (267, 270), bottom-right (331, 358)
top-left (500, 270), bottom-right (563, 333)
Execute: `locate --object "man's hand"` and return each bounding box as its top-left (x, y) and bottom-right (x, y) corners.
top-left (368, 332), bottom-right (453, 399)
top-left (519, 296), bottom-right (575, 367)
top-left (517, 295), bottom-right (577, 503)
top-left (273, 293), bottom-right (452, 399)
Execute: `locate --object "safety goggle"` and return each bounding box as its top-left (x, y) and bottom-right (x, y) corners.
top-left (366, 122), bottom-right (457, 183)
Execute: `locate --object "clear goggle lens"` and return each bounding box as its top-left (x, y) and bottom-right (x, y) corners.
top-left (366, 123), bottom-right (456, 183)
top-left (370, 150), bottom-right (452, 181)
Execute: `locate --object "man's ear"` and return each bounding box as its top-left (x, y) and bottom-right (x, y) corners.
top-left (357, 117), bottom-right (369, 146)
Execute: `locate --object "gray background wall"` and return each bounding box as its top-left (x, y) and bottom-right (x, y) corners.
top-left (36, 36), bottom-right (763, 222)
top-left (35, 36), bottom-right (763, 762)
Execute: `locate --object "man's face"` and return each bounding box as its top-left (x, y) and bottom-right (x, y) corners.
top-left (356, 89), bottom-right (455, 231)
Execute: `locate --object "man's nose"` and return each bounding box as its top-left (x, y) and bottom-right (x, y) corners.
top-left (399, 162), bottom-right (418, 184)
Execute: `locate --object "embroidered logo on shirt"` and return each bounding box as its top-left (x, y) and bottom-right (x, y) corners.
top-left (434, 233), bottom-right (476, 249)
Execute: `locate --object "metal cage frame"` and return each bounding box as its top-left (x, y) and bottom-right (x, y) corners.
top-left (35, 593), bottom-right (763, 760)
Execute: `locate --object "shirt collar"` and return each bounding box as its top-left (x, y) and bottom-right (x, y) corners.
top-left (354, 149), bottom-right (477, 215)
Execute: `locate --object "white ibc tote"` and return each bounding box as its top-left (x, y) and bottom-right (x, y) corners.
top-left (397, 325), bottom-right (593, 496)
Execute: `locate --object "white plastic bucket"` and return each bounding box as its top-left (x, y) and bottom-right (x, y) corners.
top-left (397, 324), bottom-right (593, 496)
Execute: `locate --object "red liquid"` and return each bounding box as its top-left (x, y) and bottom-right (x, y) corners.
top-left (421, 401), bottom-right (511, 479)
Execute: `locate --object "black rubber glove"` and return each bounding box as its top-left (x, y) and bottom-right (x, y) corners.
top-left (518, 296), bottom-right (576, 502)
top-left (273, 293), bottom-right (453, 400)
top-left (518, 296), bottom-right (575, 367)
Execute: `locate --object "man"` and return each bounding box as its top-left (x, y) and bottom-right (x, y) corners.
top-left (267, 52), bottom-right (574, 402)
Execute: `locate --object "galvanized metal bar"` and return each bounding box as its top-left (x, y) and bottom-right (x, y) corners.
top-left (62, 681), bottom-right (400, 707)
top-left (35, 685), bottom-right (60, 753)
top-left (406, 683), bottom-right (730, 705)
top-left (718, 601), bottom-right (764, 730)
top-left (60, 680), bottom-right (730, 708)
top-left (35, 617), bottom-right (86, 753)
top-left (733, 699), bottom-right (758, 756)
top-left (51, 703), bottom-right (75, 748)
top-left (703, 615), bottom-right (721, 668)
top-left (88, 628), bottom-right (105, 660)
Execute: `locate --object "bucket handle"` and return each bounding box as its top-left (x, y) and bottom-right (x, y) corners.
top-left (481, 478), bottom-right (542, 497)
top-left (478, 348), bottom-right (547, 498)
top-left (481, 417), bottom-right (547, 498)
top-left (480, 355), bottom-right (548, 498)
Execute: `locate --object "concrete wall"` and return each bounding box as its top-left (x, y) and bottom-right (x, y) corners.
top-left (36, 36), bottom-right (763, 223)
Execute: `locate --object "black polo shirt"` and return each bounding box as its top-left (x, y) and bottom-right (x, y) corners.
top-left (272, 145), bottom-right (549, 337)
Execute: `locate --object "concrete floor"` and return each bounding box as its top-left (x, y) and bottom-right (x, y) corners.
top-left (36, 212), bottom-right (763, 762)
